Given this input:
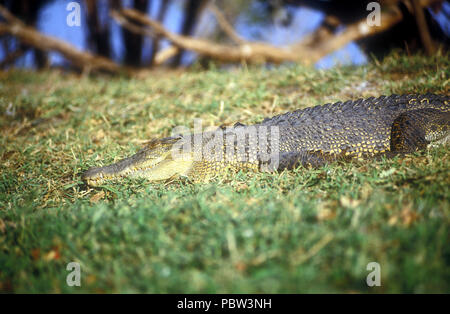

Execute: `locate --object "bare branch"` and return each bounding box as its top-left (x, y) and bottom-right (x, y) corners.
top-left (411, 0), bottom-right (435, 55)
top-left (111, 9), bottom-right (176, 66)
top-left (110, 10), bottom-right (156, 39)
top-left (302, 6), bottom-right (404, 63)
top-left (1, 0), bottom-right (439, 71)
top-left (208, 3), bottom-right (246, 44)
top-left (150, 0), bottom-right (170, 65)
top-left (154, 46), bottom-right (180, 65)
top-left (0, 5), bottom-right (24, 25)
top-left (298, 15), bottom-right (340, 48)
top-left (0, 5), bottom-right (126, 74)
top-left (116, 6), bottom-right (411, 65)
top-left (118, 8), bottom-right (306, 64)
top-left (0, 48), bottom-right (25, 68)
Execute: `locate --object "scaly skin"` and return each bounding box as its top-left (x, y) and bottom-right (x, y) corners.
top-left (82, 94), bottom-right (449, 186)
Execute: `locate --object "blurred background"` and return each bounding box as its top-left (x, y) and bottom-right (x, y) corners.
top-left (0, 0), bottom-right (448, 72)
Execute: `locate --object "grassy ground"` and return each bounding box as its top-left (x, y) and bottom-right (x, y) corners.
top-left (0, 53), bottom-right (449, 293)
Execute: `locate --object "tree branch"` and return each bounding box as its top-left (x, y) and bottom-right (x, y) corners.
top-left (0, 5), bottom-right (127, 74)
top-left (303, 6), bottom-right (404, 62)
top-left (116, 8), bottom-right (306, 64)
top-left (115, 5), bottom-right (414, 65)
top-left (110, 9), bottom-right (156, 39)
top-left (208, 3), bottom-right (246, 44)
top-left (411, 0), bottom-right (436, 55)
top-left (150, 0), bottom-right (170, 65)
top-left (0, 47), bottom-right (25, 69)
top-left (154, 46), bottom-right (180, 65)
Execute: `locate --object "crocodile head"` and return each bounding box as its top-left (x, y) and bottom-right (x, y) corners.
top-left (82, 136), bottom-right (194, 186)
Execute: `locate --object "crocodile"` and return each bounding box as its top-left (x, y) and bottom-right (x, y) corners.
top-left (82, 93), bottom-right (449, 186)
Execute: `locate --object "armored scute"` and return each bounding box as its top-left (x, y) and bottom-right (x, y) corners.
top-left (82, 94), bottom-right (449, 186)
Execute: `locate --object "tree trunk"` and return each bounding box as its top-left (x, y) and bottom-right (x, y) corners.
top-left (85, 0), bottom-right (111, 57)
top-left (2, 0), bottom-right (50, 68)
top-left (171, 0), bottom-right (208, 67)
top-left (123, 0), bottom-right (149, 66)
top-left (149, 0), bottom-right (169, 65)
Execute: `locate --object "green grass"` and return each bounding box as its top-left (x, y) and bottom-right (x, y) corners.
top-left (0, 52), bottom-right (449, 293)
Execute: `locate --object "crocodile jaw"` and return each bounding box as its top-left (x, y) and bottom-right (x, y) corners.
top-left (82, 156), bottom-right (194, 186)
top-left (82, 137), bottom-right (194, 187)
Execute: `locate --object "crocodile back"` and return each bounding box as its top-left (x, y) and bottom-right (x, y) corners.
top-left (260, 94), bottom-right (450, 156)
